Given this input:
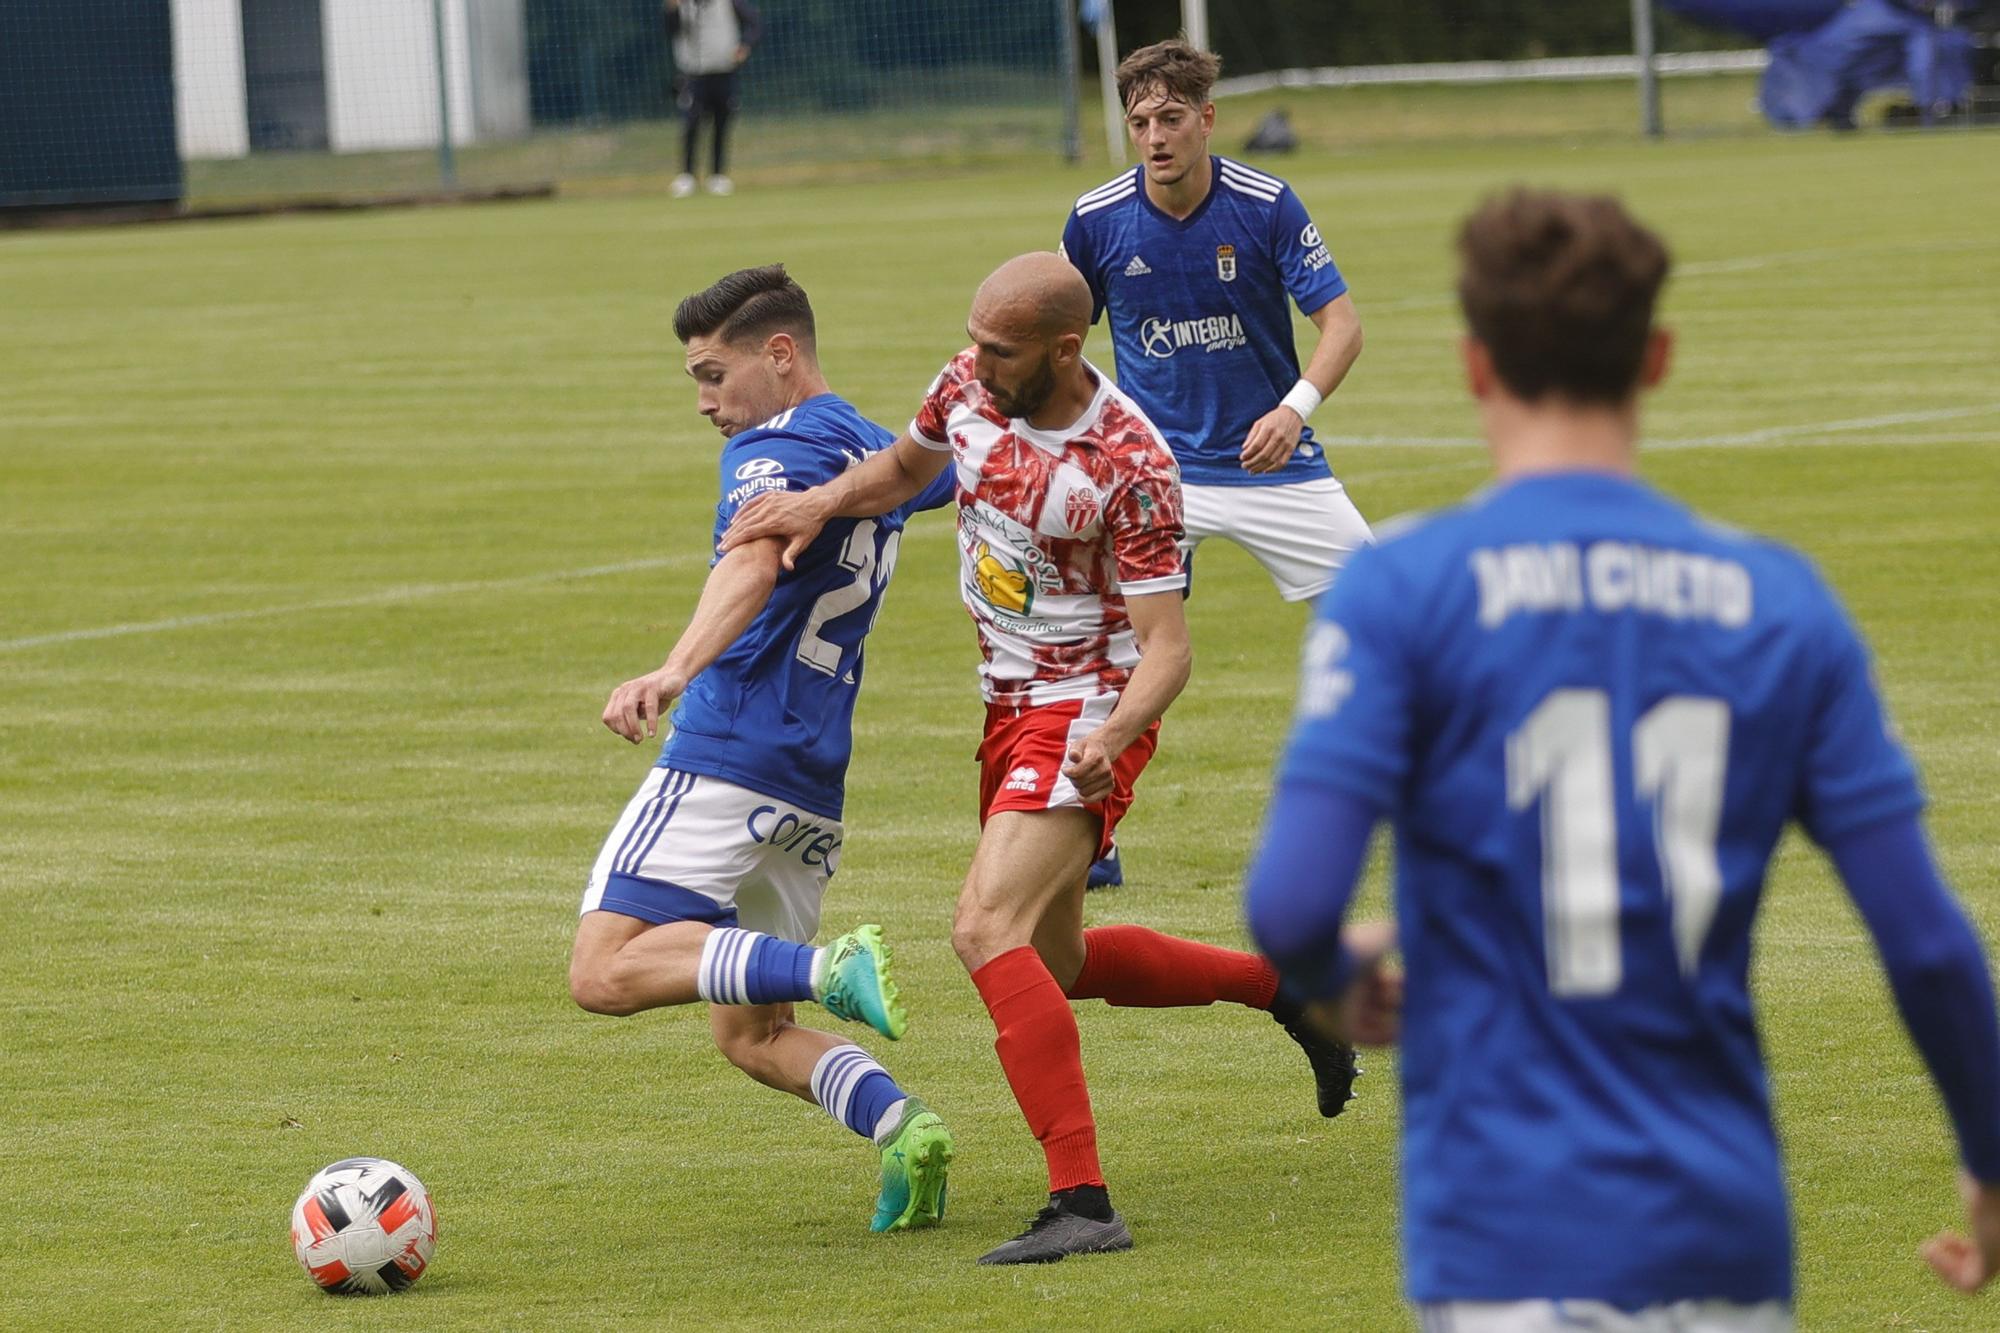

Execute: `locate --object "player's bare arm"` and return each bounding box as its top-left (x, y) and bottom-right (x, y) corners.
top-left (1241, 293), bottom-right (1364, 474)
top-left (1060, 589), bottom-right (1191, 802)
top-left (601, 536), bottom-right (784, 743)
top-left (721, 433), bottom-right (946, 568)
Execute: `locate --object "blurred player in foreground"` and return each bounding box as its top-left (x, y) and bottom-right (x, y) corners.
top-left (725, 253), bottom-right (1356, 1264)
top-left (569, 265), bottom-right (954, 1234)
top-left (1245, 190), bottom-right (2000, 1329)
top-left (1060, 38), bottom-right (1370, 894)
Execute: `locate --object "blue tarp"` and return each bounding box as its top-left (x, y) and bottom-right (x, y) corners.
top-left (1664, 0), bottom-right (1976, 126)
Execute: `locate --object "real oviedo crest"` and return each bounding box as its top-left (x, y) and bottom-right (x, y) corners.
top-left (1215, 243), bottom-right (1237, 282)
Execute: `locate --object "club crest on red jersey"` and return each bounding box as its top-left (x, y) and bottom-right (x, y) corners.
top-left (1065, 485), bottom-right (1101, 535)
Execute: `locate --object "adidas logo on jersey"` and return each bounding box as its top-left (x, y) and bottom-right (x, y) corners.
top-left (1123, 255), bottom-right (1153, 277)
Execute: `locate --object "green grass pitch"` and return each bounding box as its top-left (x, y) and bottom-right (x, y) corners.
top-left (4, 110), bottom-right (1997, 1329)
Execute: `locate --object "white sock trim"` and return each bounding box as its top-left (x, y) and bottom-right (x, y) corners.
top-left (809, 1044), bottom-right (883, 1131)
top-left (871, 1097), bottom-right (909, 1146)
top-left (695, 927), bottom-right (756, 1005)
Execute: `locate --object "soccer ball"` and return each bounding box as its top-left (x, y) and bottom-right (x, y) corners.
top-left (289, 1157), bottom-right (437, 1295)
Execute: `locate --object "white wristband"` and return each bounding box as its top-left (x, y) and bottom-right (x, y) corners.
top-left (1280, 378), bottom-right (1323, 422)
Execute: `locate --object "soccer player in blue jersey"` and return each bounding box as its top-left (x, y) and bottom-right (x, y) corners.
top-left (1243, 190), bottom-right (2000, 1329)
top-left (1060, 39), bottom-right (1373, 901)
top-left (1060, 39), bottom-right (1371, 606)
top-left (567, 265), bottom-right (956, 1234)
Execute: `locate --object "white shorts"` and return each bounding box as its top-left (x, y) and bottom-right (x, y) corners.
top-left (1181, 476), bottom-right (1372, 603)
top-left (579, 767), bottom-right (842, 944)
top-left (1418, 1300), bottom-right (1793, 1333)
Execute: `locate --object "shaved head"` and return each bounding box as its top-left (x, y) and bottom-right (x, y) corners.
top-left (972, 252), bottom-right (1094, 343)
top-left (965, 252), bottom-right (1097, 423)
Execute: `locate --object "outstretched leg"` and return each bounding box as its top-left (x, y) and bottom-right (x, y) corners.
top-left (569, 912), bottom-right (947, 1229)
top-left (569, 911), bottom-right (905, 1039)
top-left (1060, 924), bottom-right (1359, 1119)
top-left (1063, 924), bottom-right (1279, 1010)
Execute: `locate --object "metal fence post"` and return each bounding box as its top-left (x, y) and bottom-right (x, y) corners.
top-left (1631, 0), bottom-right (1664, 138)
top-left (1182, 0), bottom-right (1208, 52)
top-left (1058, 0), bottom-right (1083, 164)
top-left (433, 0), bottom-right (458, 188)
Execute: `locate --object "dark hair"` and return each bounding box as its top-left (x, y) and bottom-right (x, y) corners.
top-left (1116, 38), bottom-right (1221, 113)
top-left (1456, 189), bottom-right (1671, 405)
top-left (672, 264), bottom-right (817, 348)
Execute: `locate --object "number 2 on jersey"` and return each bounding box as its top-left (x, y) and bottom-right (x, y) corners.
top-left (796, 519), bottom-right (902, 675)
top-left (1506, 689), bottom-right (1730, 997)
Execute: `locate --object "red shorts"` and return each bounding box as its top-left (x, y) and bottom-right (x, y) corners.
top-left (977, 694), bottom-right (1158, 860)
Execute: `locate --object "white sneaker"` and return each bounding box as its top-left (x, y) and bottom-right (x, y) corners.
top-left (670, 174), bottom-right (696, 198)
top-left (705, 175), bottom-right (734, 196)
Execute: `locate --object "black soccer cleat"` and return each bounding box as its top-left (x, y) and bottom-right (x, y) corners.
top-left (1272, 1002), bottom-right (1361, 1118)
top-left (976, 1194), bottom-right (1134, 1265)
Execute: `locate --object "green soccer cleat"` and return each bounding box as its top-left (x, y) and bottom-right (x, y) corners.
top-left (871, 1098), bottom-right (954, 1233)
top-left (815, 924), bottom-right (907, 1041)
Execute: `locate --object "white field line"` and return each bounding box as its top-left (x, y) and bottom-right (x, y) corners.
top-left (8, 402), bottom-right (1995, 656)
top-left (1366, 239), bottom-right (1988, 315)
top-left (0, 556), bottom-right (692, 655)
top-left (1650, 402), bottom-right (2000, 449)
top-left (1320, 402), bottom-right (2000, 453)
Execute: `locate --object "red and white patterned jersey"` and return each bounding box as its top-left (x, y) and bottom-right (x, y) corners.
top-left (911, 349), bottom-right (1187, 706)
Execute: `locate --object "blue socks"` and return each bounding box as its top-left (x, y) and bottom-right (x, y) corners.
top-left (698, 932), bottom-right (909, 1143)
top-left (811, 1045), bottom-right (908, 1144)
top-left (696, 928), bottom-right (819, 1006)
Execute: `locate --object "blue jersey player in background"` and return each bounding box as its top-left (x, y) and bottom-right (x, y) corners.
top-left (1244, 192), bottom-right (2000, 1330)
top-left (1060, 38), bottom-right (1372, 608)
top-left (568, 266), bottom-right (956, 1234)
top-left (1060, 39), bottom-right (1373, 902)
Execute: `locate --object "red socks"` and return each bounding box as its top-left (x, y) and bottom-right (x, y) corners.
top-left (1065, 924), bottom-right (1280, 1010)
top-left (971, 946), bottom-right (1103, 1192)
top-left (970, 931), bottom-right (1278, 1193)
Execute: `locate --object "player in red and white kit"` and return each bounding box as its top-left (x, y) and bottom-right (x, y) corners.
top-left (723, 253), bottom-right (1353, 1265)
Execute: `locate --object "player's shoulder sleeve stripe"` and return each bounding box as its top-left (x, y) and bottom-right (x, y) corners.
top-left (1215, 156), bottom-right (1286, 191)
top-left (1074, 168), bottom-right (1139, 209)
top-left (750, 406), bottom-right (798, 433)
top-left (1076, 183), bottom-right (1137, 217)
top-left (1216, 163), bottom-right (1282, 203)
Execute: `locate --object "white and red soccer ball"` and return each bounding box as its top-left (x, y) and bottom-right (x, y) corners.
top-left (290, 1157), bottom-right (436, 1295)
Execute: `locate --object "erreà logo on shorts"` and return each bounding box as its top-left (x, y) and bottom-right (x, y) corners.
top-left (1004, 765), bottom-right (1040, 792)
top-left (1140, 313), bottom-right (1247, 358)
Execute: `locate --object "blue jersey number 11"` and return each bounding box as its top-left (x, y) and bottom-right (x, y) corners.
top-left (1506, 689), bottom-right (1730, 997)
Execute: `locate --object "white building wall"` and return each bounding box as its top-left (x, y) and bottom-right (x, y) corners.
top-left (171, 0), bottom-right (250, 159)
top-left (323, 0), bottom-right (478, 153)
top-left (169, 0), bottom-right (527, 160)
